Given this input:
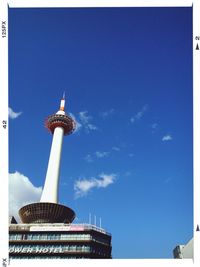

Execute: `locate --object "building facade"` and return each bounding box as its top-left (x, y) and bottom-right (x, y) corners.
top-left (9, 222), bottom-right (112, 259)
top-left (173, 238), bottom-right (193, 259)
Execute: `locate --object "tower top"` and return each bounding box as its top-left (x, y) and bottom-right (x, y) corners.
top-left (45, 95), bottom-right (76, 136)
top-left (57, 94), bottom-right (66, 115)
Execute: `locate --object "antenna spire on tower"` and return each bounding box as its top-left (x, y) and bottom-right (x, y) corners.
top-left (60, 92), bottom-right (66, 112)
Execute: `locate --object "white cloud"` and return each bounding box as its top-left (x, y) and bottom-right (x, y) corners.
top-left (9, 171), bottom-right (42, 222)
top-left (9, 107), bottom-right (22, 119)
top-left (74, 173), bottom-right (116, 198)
top-left (79, 111), bottom-right (90, 124)
top-left (83, 145), bottom-right (124, 164)
top-left (112, 146), bottom-right (120, 151)
top-left (135, 111), bottom-right (143, 120)
top-left (151, 123), bottom-right (158, 129)
top-left (95, 151), bottom-right (109, 158)
top-left (69, 112), bottom-right (82, 133)
top-left (87, 124), bottom-right (97, 130)
top-left (100, 109), bottom-right (115, 119)
top-left (162, 135), bottom-right (173, 141)
top-left (84, 151), bottom-right (110, 162)
top-left (125, 171), bottom-right (132, 177)
top-left (84, 154), bottom-right (93, 163)
top-left (79, 111), bottom-right (97, 133)
top-left (130, 104), bottom-right (148, 123)
top-left (130, 117), bottom-right (135, 123)
top-left (69, 111), bottom-right (97, 134)
top-left (151, 123), bottom-right (158, 133)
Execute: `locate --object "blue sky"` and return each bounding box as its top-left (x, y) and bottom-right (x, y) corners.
top-left (8, 7), bottom-right (193, 258)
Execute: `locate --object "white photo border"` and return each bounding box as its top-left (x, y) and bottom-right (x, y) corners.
top-left (0, 0), bottom-right (199, 266)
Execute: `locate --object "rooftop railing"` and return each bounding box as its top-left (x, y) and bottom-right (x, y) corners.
top-left (9, 223), bottom-right (111, 236)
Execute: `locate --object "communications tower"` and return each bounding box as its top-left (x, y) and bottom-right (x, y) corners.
top-left (19, 95), bottom-right (76, 224)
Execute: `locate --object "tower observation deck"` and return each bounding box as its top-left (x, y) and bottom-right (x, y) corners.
top-left (19, 95), bottom-right (76, 224)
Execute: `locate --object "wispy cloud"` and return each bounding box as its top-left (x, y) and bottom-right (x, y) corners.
top-left (164, 177), bottom-right (172, 184)
top-left (79, 111), bottom-right (97, 132)
top-left (69, 112), bottom-right (82, 133)
top-left (130, 105), bottom-right (148, 123)
top-left (100, 108), bottom-right (115, 119)
top-left (162, 135), bottom-right (173, 141)
top-left (69, 111), bottom-right (97, 134)
top-left (151, 123), bottom-right (158, 129)
top-left (124, 171), bottom-right (132, 177)
top-left (9, 171), bottom-right (42, 222)
top-left (95, 151), bottom-right (109, 158)
top-left (151, 123), bottom-right (158, 133)
top-left (9, 107), bottom-right (22, 119)
top-left (112, 146), bottom-right (120, 151)
top-left (84, 146), bottom-right (121, 163)
top-left (84, 151), bottom-right (109, 162)
top-left (74, 173), bottom-right (116, 198)
top-left (84, 154), bottom-right (93, 163)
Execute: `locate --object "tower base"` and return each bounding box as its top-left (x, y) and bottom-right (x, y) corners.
top-left (19, 202), bottom-right (75, 224)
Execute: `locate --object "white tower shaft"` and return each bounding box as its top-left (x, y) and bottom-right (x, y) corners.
top-left (40, 126), bottom-right (64, 203)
